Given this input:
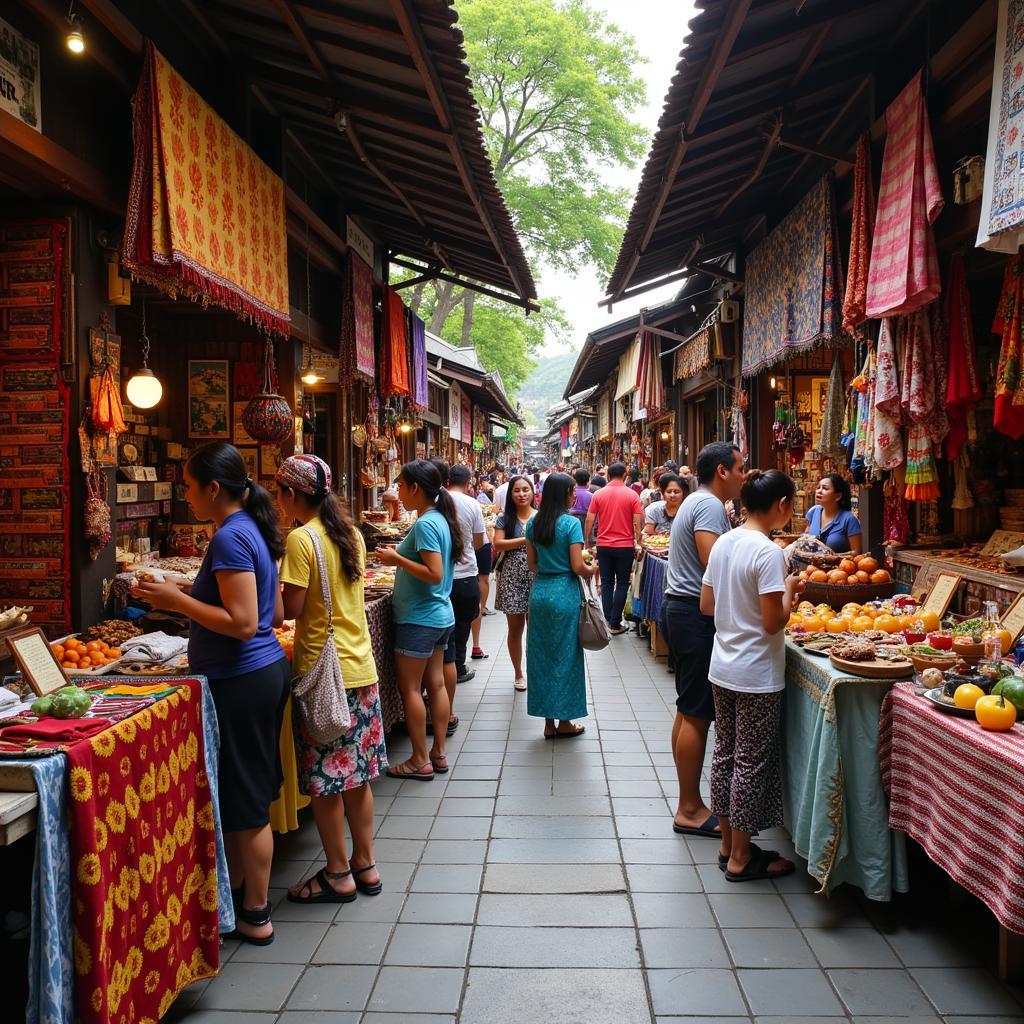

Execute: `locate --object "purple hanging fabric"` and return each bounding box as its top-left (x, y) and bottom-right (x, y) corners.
top-left (410, 312), bottom-right (428, 410)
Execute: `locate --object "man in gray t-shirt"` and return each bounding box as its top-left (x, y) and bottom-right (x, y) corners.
top-left (662, 443), bottom-right (744, 840)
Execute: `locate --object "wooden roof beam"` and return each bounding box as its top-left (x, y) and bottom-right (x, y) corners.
top-left (293, 1), bottom-right (404, 43)
top-left (390, 256), bottom-right (539, 312)
top-left (270, 0), bottom-right (331, 82)
top-left (716, 117), bottom-right (782, 217)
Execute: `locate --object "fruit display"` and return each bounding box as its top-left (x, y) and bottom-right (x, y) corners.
top-left (975, 693), bottom-right (1017, 731)
top-left (51, 635), bottom-right (125, 673)
top-left (32, 685), bottom-right (92, 719)
top-left (796, 553), bottom-right (892, 587)
top-left (82, 620), bottom-right (143, 646)
top-left (992, 675), bottom-right (1024, 715)
top-left (787, 598), bottom-right (935, 637)
top-left (275, 624), bottom-right (294, 661)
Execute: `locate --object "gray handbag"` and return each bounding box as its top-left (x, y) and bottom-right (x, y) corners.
top-left (290, 526), bottom-right (352, 744)
top-left (577, 576), bottom-right (611, 651)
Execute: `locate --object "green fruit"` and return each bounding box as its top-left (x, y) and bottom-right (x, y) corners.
top-left (31, 696), bottom-right (53, 717)
top-left (993, 676), bottom-right (1024, 716)
top-left (49, 685), bottom-right (91, 719)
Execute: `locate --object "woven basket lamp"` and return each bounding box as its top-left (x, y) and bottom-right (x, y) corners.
top-left (242, 337), bottom-right (293, 443)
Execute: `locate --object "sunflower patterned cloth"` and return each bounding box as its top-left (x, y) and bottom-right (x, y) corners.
top-left (123, 42), bottom-right (290, 336)
top-left (66, 685), bottom-right (220, 1024)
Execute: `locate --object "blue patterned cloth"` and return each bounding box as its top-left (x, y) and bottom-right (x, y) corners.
top-left (637, 552), bottom-right (666, 625)
top-left (16, 677), bottom-right (233, 1024)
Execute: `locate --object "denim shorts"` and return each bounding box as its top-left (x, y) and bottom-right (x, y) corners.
top-left (394, 622), bottom-right (454, 660)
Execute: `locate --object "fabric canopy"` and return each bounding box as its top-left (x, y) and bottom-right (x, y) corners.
top-left (380, 287), bottom-right (411, 399)
top-left (123, 43), bottom-right (289, 335)
top-left (341, 254), bottom-right (375, 385)
top-left (742, 175), bottom-right (842, 376)
top-left (613, 336), bottom-right (642, 400)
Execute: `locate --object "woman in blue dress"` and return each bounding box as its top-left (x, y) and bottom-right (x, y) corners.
top-left (803, 473), bottom-right (862, 555)
top-left (525, 472), bottom-right (599, 738)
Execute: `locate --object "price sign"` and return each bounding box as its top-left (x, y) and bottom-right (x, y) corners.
top-left (920, 572), bottom-right (961, 620)
top-left (1000, 592), bottom-right (1024, 648)
top-left (6, 627), bottom-right (68, 696)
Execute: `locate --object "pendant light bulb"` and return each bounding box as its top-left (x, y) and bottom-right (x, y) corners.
top-left (301, 365), bottom-right (319, 386)
top-left (127, 302), bottom-right (162, 408)
top-left (66, 9), bottom-right (85, 53)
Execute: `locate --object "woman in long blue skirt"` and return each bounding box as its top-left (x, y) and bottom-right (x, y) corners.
top-left (525, 472), bottom-right (599, 738)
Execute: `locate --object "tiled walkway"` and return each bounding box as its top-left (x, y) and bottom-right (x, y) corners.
top-left (170, 612), bottom-right (1024, 1023)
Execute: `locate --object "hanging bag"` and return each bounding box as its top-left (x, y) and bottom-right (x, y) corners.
top-left (290, 526), bottom-right (352, 744)
top-left (578, 576), bottom-right (611, 651)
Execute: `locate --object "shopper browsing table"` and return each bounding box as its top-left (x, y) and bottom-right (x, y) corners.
top-left (376, 460), bottom-right (463, 781)
top-left (137, 442), bottom-right (289, 946)
top-left (275, 455), bottom-right (386, 905)
top-left (662, 442), bottom-right (744, 839)
top-left (584, 462), bottom-right (643, 634)
top-left (643, 472), bottom-right (685, 536)
top-left (700, 469), bottom-right (801, 882)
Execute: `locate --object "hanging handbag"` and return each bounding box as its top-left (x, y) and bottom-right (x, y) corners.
top-left (290, 526), bottom-right (353, 744)
top-left (578, 576), bottom-right (611, 651)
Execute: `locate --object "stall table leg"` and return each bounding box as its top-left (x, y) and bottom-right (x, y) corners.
top-left (999, 926), bottom-right (1024, 983)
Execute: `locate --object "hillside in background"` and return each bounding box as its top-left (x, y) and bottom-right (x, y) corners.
top-left (517, 351), bottom-right (578, 427)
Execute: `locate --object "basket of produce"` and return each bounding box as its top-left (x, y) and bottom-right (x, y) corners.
top-left (797, 553), bottom-right (896, 608)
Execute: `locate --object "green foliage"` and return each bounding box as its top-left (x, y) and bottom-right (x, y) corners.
top-left (517, 350), bottom-right (581, 420)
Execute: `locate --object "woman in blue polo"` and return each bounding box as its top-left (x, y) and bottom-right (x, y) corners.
top-left (804, 473), bottom-right (862, 555)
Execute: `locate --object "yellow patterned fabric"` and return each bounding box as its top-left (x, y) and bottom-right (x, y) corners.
top-left (123, 42), bottom-right (290, 335)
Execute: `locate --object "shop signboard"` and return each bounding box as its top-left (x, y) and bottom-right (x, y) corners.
top-left (0, 18), bottom-right (40, 131)
top-left (461, 395), bottom-right (471, 443)
top-left (346, 217), bottom-right (375, 268)
top-left (448, 382), bottom-right (463, 441)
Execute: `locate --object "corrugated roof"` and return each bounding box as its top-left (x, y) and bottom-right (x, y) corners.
top-left (605, 0), bottom-right (944, 301)
top-left (199, 0), bottom-right (536, 306)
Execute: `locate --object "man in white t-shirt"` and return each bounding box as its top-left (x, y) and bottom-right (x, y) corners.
top-left (444, 463), bottom-right (485, 682)
top-left (492, 479), bottom-right (508, 511)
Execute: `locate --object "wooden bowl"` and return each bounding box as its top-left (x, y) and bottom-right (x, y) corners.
top-left (951, 637), bottom-right (985, 665)
top-left (797, 579), bottom-right (898, 610)
top-left (909, 652), bottom-right (959, 674)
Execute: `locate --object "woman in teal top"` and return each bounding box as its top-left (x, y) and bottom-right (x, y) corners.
top-left (376, 461), bottom-right (463, 781)
top-left (525, 472), bottom-right (599, 738)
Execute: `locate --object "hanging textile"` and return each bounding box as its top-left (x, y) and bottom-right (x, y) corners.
top-left (865, 71), bottom-right (943, 317)
top-left (380, 287), bottom-right (411, 399)
top-left (674, 326), bottom-right (712, 379)
top-left (904, 424), bottom-right (939, 501)
top-left (613, 336), bottom-right (642, 400)
top-left (410, 312), bottom-right (428, 410)
top-left (944, 252), bottom-right (982, 459)
top-left (994, 253), bottom-right (1024, 439)
top-left (818, 358), bottom-right (846, 458)
top-left (977, 0), bottom-right (1024, 251)
top-left (122, 43), bottom-right (289, 335)
top-left (341, 255), bottom-right (375, 385)
top-left (898, 311), bottom-right (948, 444)
top-left (842, 133), bottom-right (875, 335)
top-left (732, 404), bottom-right (748, 464)
top-left (851, 354), bottom-right (875, 474)
top-left (742, 175), bottom-right (842, 376)
top-left (883, 476), bottom-right (911, 544)
top-left (873, 320), bottom-right (904, 470)
top-left (636, 334), bottom-right (664, 420)
top-left (597, 390), bottom-right (611, 439)
top-left (952, 450), bottom-right (974, 510)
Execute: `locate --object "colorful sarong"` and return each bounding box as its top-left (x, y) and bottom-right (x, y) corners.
top-left (842, 133), bottom-right (875, 335)
top-left (944, 252), bottom-right (982, 458)
top-left (872, 320), bottom-right (904, 470)
top-left (380, 287), bottom-right (411, 399)
top-left (993, 253), bottom-right (1024, 439)
top-left (123, 42), bottom-right (290, 335)
top-left (341, 254), bottom-right (376, 385)
top-left (410, 312), bottom-right (428, 409)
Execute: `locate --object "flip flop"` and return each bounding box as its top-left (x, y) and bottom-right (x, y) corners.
top-left (352, 863), bottom-right (383, 896)
top-left (513, 678), bottom-right (527, 691)
top-left (673, 813), bottom-right (721, 838)
top-left (725, 844), bottom-right (794, 883)
top-left (544, 725), bottom-right (585, 739)
top-left (386, 761), bottom-right (434, 782)
top-left (471, 648), bottom-right (489, 659)
top-left (430, 753), bottom-right (449, 774)
top-left (286, 868), bottom-right (357, 905)
top-left (425, 716), bottom-right (459, 737)
top-left (718, 847), bottom-right (778, 871)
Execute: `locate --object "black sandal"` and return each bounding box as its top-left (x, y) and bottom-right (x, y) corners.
top-left (224, 901), bottom-right (274, 946)
top-left (426, 715), bottom-right (459, 737)
top-left (352, 863), bottom-right (383, 896)
top-left (725, 844), bottom-right (794, 883)
top-left (286, 867), bottom-right (358, 905)
top-left (718, 848), bottom-right (778, 871)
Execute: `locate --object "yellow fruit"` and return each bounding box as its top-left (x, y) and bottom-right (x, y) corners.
top-left (953, 683), bottom-right (985, 710)
top-left (826, 617), bottom-right (850, 634)
top-left (916, 609), bottom-right (941, 633)
top-left (850, 616), bottom-right (874, 633)
top-left (802, 615), bottom-right (824, 632)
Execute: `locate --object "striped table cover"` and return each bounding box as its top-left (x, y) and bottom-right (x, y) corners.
top-left (880, 682), bottom-right (1024, 933)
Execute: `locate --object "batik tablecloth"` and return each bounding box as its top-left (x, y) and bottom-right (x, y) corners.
top-left (880, 681), bottom-right (1024, 933)
top-left (366, 593), bottom-right (402, 731)
top-left (13, 677), bottom-right (232, 1024)
top-left (783, 643), bottom-right (908, 900)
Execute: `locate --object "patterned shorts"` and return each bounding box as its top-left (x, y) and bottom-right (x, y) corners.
top-left (709, 685), bottom-right (784, 835)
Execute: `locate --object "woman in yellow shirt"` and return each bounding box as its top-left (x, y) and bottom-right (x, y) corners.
top-left (275, 455), bottom-right (387, 904)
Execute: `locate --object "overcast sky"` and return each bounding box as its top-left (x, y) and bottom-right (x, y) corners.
top-left (539, 0), bottom-right (699, 355)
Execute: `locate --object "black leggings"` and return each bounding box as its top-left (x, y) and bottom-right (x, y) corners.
top-left (449, 576), bottom-right (482, 671)
top-left (597, 546), bottom-right (634, 629)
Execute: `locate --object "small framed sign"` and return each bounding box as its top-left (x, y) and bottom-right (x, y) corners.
top-left (1001, 592), bottom-right (1024, 648)
top-left (920, 572), bottom-right (961, 620)
top-left (6, 627), bottom-right (67, 696)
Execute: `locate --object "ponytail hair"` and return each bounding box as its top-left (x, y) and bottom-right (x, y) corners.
top-left (533, 472), bottom-right (574, 546)
top-left (187, 441), bottom-right (284, 559)
top-left (400, 459), bottom-right (464, 560)
top-left (739, 468), bottom-right (796, 514)
top-left (277, 484), bottom-right (363, 583)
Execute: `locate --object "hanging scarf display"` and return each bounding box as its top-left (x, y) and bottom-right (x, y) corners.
top-left (850, 354), bottom-right (874, 475)
top-left (883, 475), bottom-right (910, 544)
top-left (340, 254), bottom-right (376, 386)
top-left (873, 320), bottom-right (904, 470)
top-left (842, 133), bottom-right (875, 335)
top-left (380, 287), bottom-right (411, 399)
top-left (904, 423), bottom-right (940, 501)
top-left (90, 366), bottom-right (127, 436)
top-left (410, 311), bottom-right (428, 410)
top-left (898, 310), bottom-right (948, 444)
top-left (866, 71), bottom-right (944, 317)
top-left (993, 253), bottom-right (1024, 439)
top-left (944, 252), bottom-right (982, 459)
top-left (818, 358), bottom-right (846, 458)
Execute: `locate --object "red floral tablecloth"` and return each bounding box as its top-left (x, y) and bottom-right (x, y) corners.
top-left (880, 682), bottom-right (1024, 933)
top-left (366, 593), bottom-right (402, 731)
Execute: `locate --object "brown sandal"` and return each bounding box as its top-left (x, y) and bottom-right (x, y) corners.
top-left (430, 753), bottom-right (449, 774)
top-left (386, 760), bottom-right (435, 782)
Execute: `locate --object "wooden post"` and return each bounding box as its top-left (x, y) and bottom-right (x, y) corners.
top-left (999, 926), bottom-right (1024, 983)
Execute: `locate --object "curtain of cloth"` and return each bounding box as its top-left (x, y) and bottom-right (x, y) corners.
top-left (122, 43), bottom-right (290, 335)
top-left (943, 252), bottom-right (982, 459)
top-left (380, 287), bottom-right (411, 399)
top-left (341, 254), bottom-right (376, 386)
top-left (842, 133), bottom-right (875, 335)
top-left (410, 312), bottom-right (429, 410)
top-left (993, 253), bottom-right (1024, 440)
top-left (865, 71), bottom-right (943, 317)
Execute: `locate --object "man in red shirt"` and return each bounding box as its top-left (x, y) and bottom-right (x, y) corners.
top-left (584, 462), bottom-right (643, 634)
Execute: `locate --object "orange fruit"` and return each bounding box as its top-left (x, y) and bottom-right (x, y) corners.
top-left (802, 615), bottom-right (824, 631)
top-left (827, 569), bottom-right (848, 585)
top-left (64, 649), bottom-right (80, 663)
top-left (109, 648), bottom-right (122, 657)
top-left (809, 570), bottom-right (828, 584)
top-left (827, 617), bottom-right (850, 633)
top-left (871, 569), bottom-right (892, 584)
top-left (798, 601), bottom-right (814, 612)
top-left (858, 556), bottom-right (879, 573)
top-left (86, 640), bottom-right (102, 652)
top-left (52, 644), bottom-right (64, 661)
top-left (851, 616), bottom-right (874, 633)
top-left (77, 657), bottom-right (91, 668)
top-left (875, 614), bottom-right (901, 634)
top-left (916, 609), bottom-right (941, 633)
top-left (839, 558), bottom-right (857, 574)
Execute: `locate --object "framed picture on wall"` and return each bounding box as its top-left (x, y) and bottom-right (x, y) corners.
top-left (238, 447), bottom-right (258, 482)
top-left (188, 360), bottom-right (230, 438)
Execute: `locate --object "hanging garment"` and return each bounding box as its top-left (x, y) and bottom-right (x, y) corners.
top-left (993, 253), bottom-right (1024, 439)
top-left (866, 71), bottom-right (944, 317)
top-left (944, 252), bottom-right (983, 458)
top-left (873, 320), bottom-right (905, 470)
top-left (951, 450), bottom-right (974, 510)
top-left (842, 133), bottom-right (875, 335)
top-left (410, 312), bottom-right (429, 410)
top-left (818, 358), bottom-right (846, 458)
top-left (904, 423), bottom-right (939, 501)
top-left (340, 254), bottom-right (375, 385)
top-left (882, 476), bottom-right (910, 544)
top-left (898, 310), bottom-right (948, 444)
top-left (90, 367), bottom-right (127, 435)
top-left (380, 287), bottom-right (411, 399)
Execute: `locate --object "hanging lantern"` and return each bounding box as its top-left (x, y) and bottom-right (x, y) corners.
top-left (242, 337), bottom-right (293, 443)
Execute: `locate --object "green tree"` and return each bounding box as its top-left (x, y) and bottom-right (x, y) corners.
top-left (400, 0), bottom-right (646, 392)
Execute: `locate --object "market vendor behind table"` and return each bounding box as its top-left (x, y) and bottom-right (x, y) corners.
top-left (803, 473), bottom-right (862, 555)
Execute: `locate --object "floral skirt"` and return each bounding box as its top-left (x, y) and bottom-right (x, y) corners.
top-left (496, 548), bottom-right (534, 615)
top-left (293, 683), bottom-right (388, 797)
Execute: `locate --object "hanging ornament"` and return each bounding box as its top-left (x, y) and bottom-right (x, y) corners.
top-left (84, 466), bottom-right (111, 560)
top-left (242, 336), bottom-right (293, 443)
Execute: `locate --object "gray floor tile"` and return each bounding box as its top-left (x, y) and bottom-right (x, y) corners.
top-left (470, 925), bottom-right (640, 967)
top-left (285, 965), bottom-right (378, 1011)
top-left (497, 778), bottom-right (556, 795)
top-left (271, 888), bottom-right (340, 923)
top-left (230, 922), bottom-right (329, 964)
top-left (804, 927), bottom-right (901, 967)
top-left (648, 968), bottom-right (748, 1016)
top-left (639, 928), bottom-right (731, 968)
top-left (332, 891), bottom-right (406, 923)
top-left (625, 862), bottom-right (702, 892)
top-left (782, 891), bottom-right (873, 928)
top-left (477, 893), bottom-right (634, 927)
top-left (482, 863), bottom-right (625, 893)
top-left (366, 966), bottom-right (465, 1014)
top-left (487, 837), bottom-right (621, 863)
top-left (495, 794), bottom-right (611, 816)
top-left (828, 968), bottom-right (935, 1016)
top-left (437, 797), bottom-right (495, 816)
top-left (277, 1014), bottom-right (361, 1024)
top-left (613, 797), bottom-right (670, 816)
top-left (552, 779), bottom-right (610, 796)
top-left (376, 816), bottom-right (434, 839)
top-left (371, 838), bottom-right (428, 862)
top-left (491, 814), bottom-right (615, 838)
top-left (412, 863), bottom-right (484, 893)
top-left (883, 925), bottom-right (982, 967)
top-left (608, 781), bottom-right (666, 797)
top-left (460, 967), bottom-right (650, 1023)
top-left (442, 779), bottom-right (499, 797)
top-left (399, 892), bottom-right (478, 924)
top-left (620, 838), bottom-right (694, 864)
top-left (448, 764), bottom-right (502, 780)
top-left (420, 840), bottom-right (488, 864)
top-left (362, 1016), bottom-right (454, 1024)
top-left (312, 921), bottom-right (392, 964)
top-left (724, 927), bottom-right (816, 967)
top-left (616, 815), bottom-right (676, 838)
top-left (739, 968), bottom-right (843, 1015)
top-left (910, 967), bottom-right (1024, 1015)
top-left (632, 892), bottom-right (715, 928)
top-left (709, 893), bottom-right (796, 928)
top-left (195, 963), bottom-right (303, 1011)
top-left (429, 816), bottom-right (492, 840)
top-left (388, 796), bottom-right (443, 816)
top-left (384, 923), bottom-right (473, 967)
top-left (171, 1013), bottom-right (302, 1024)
